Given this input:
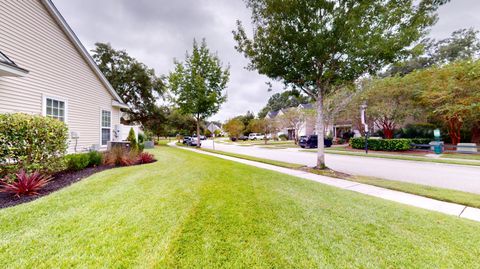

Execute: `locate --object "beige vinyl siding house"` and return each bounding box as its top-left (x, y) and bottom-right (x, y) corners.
top-left (0, 0), bottom-right (128, 152)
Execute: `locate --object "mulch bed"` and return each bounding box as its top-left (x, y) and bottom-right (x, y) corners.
top-left (0, 165), bottom-right (114, 209)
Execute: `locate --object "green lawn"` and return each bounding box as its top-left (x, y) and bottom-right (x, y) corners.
top-left (346, 176), bottom-right (480, 209)
top-left (300, 148), bottom-right (480, 166)
top-left (200, 148), bottom-right (304, 169)
top-left (204, 148), bottom-right (480, 209)
top-left (1, 146), bottom-right (480, 268)
top-left (441, 153), bottom-right (480, 161)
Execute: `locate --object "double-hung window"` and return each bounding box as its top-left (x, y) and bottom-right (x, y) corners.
top-left (101, 110), bottom-right (111, 146)
top-left (44, 97), bottom-right (66, 122)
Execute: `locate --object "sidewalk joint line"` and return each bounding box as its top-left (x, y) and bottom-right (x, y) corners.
top-left (344, 183), bottom-right (362, 189)
top-left (459, 206), bottom-right (468, 217)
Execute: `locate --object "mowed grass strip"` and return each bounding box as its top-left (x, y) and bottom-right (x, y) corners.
top-left (200, 148), bottom-right (304, 169)
top-left (202, 148), bottom-right (480, 209)
top-left (300, 148), bottom-right (480, 166)
top-left (0, 146), bottom-right (479, 268)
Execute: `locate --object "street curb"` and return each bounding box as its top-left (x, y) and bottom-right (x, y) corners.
top-left (169, 142), bottom-right (480, 223)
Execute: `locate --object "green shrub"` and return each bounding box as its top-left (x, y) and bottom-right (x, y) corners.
top-left (88, 151), bottom-right (103, 167)
top-left (279, 134), bottom-right (288, 141)
top-left (411, 138), bottom-right (432, 145)
top-left (138, 132), bottom-right (146, 144)
top-left (138, 143), bottom-right (145, 153)
top-left (127, 128), bottom-right (138, 152)
top-left (0, 113), bottom-right (68, 176)
top-left (350, 138), bottom-right (412, 151)
top-left (65, 153), bottom-right (90, 171)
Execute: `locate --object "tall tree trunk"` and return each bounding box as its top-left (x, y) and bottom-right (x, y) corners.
top-left (472, 121), bottom-right (480, 144)
top-left (316, 90), bottom-right (326, 169)
top-left (447, 117), bottom-right (462, 145)
top-left (196, 119), bottom-right (201, 148)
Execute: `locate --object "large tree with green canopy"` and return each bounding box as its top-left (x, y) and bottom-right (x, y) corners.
top-left (233, 0), bottom-right (447, 168)
top-left (91, 43), bottom-right (165, 125)
top-left (169, 39), bottom-right (230, 147)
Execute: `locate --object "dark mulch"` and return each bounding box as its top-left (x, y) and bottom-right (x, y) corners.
top-left (0, 165), bottom-right (114, 209)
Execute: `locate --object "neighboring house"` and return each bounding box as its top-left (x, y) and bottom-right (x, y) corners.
top-left (0, 0), bottom-right (129, 152)
top-left (265, 104), bottom-right (316, 139)
top-left (206, 122), bottom-right (224, 136)
top-left (265, 103), bottom-right (359, 140)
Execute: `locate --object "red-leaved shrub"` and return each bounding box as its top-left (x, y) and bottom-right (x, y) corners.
top-left (0, 170), bottom-right (52, 197)
top-left (137, 152), bottom-right (156, 164)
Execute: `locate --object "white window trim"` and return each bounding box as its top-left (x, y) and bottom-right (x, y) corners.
top-left (42, 94), bottom-right (68, 123)
top-left (100, 108), bottom-right (112, 148)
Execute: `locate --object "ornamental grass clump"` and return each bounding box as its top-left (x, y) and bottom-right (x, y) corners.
top-left (137, 152), bottom-right (156, 164)
top-left (103, 146), bottom-right (138, 167)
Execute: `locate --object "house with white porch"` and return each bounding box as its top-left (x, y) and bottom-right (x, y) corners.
top-left (0, 0), bottom-right (131, 152)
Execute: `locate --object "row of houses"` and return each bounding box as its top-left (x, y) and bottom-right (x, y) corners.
top-left (0, 0), bottom-right (135, 152)
top-left (264, 103), bottom-right (358, 140)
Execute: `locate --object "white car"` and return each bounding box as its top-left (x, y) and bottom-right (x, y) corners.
top-left (248, 133), bottom-right (265, 140)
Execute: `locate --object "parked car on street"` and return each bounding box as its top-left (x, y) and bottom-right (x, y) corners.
top-left (238, 135), bottom-right (249, 141)
top-left (187, 138), bottom-right (201, 147)
top-left (200, 135), bottom-right (207, 140)
top-left (182, 136), bottom-right (191, 144)
top-left (248, 133), bottom-right (265, 140)
top-left (299, 135), bottom-right (332, 148)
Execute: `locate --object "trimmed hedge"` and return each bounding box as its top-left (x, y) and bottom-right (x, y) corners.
top-left (88, 151), bottom-right (103, 167)
top-left (65, 151), bottom-right (103, 171)
top-left (65, 153), bottom-right (90, 171)
top-left (350, 138), bottom-right (412, 151)
top-left (0, 113), bottom-right (68, 176)
top-left (410, 138), bottom-right (432, 145)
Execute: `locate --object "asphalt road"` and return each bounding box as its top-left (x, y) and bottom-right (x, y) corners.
top-left (201, 140), bottom-right (480, 194)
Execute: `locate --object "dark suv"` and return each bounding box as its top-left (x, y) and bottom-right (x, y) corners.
top-left (299, 135), bottom-right (332, 148)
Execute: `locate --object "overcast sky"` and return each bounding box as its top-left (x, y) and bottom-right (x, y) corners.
top-left (53, 0), bottom-right (480, 122)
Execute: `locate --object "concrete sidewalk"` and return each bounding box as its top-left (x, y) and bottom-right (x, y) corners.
top-left (170, 142), bottom-right (480, 223)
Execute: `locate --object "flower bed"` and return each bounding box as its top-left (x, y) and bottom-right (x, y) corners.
top-left (0, 147), bottom-right (157, 209)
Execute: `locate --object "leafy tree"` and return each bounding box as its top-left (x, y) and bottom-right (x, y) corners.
top-left (434, 28), bottom-right (480, 64)
top-left (247, 118), bottom-right (279, 144)
top-left (234, 111), bottom-right (255, 135)
top-left (385, 28), bottom-right (480, 76)
top-left (277, 108), bottom-right (307, 145)
top-left (169, 39), bottom-right (230, 147)
top-left (223, 118), bottom-right (245, 139)
top-left (143, 106), bottom-right (169, 138)
top-left (356, 77), bottom-right (421, 139)
top-left (258, 90), bottom-right (311, 118)
top-left (323, 86), bottom-right (356, 136)
top-left (409, 60), bottom-right (480, 144)
top-left (166, 108), bottom-right (197, 136)
top-left (91, 43), bottom-right (164, 124)
top-left (234, 0), bottom-right (444, 168)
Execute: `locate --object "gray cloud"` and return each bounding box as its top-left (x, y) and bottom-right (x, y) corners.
top-left (53, 0), bottom-right (480, 122)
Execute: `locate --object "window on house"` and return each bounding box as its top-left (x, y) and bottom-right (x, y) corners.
top-left (101, 110), bottom-right (111, 146)
top-left (45, 98), bottom-right (66, 122)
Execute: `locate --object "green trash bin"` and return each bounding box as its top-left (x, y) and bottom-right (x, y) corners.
top-left (430, 141), bottom-right (444, 154)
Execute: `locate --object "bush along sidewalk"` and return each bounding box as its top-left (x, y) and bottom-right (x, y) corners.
top-left (350, 138), bottom-right (412, 151)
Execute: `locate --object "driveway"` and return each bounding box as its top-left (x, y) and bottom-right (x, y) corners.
top-left (202, 140), bottom-right (480, 194)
